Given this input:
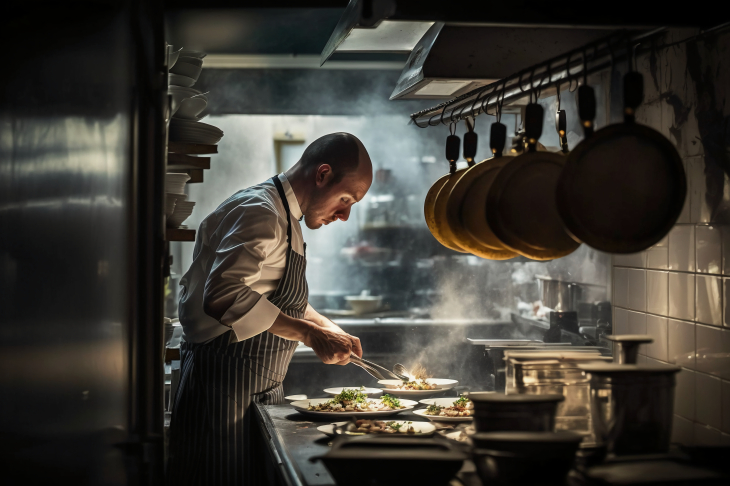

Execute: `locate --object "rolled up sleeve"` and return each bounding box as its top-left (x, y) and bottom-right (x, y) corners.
top-left (203, 203), bottom-right (282, 342)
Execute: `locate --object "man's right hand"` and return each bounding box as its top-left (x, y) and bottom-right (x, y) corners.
top-left (302, 325), bottom-right (359, 365)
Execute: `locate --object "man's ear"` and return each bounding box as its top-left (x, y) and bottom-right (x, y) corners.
top-left (315, 164), bottom-right (333, 186)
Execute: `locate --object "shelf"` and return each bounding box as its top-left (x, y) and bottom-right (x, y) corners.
top-left (166, 228), bottom-right (196, 242)
top-left (168, 141), bottom-right (218, 155)
top-left (168, 153), bottom-right (211, 170)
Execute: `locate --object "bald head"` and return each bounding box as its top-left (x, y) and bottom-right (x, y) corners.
top-left (300, 132), bottom-right (369, 183)
top-left (285, 132), bottom-right (373, 230)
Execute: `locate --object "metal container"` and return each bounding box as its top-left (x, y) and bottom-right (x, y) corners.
top-left (468, 392), bottom-right (564, 433)
top-left (536, 275), bottom-right (583, 311)
top-left (505, 351), bottom-right (610, 445)
top-left (579, 363), bottom-right (680, 456)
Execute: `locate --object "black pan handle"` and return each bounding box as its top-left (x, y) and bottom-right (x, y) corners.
top-left (446, 124), bottom-right (460, 174)
top-left (463, 117), bottom-right (477, 165)
top-left (524, 103), bottom-right (544, 152)
top-left (623, 71), bottom-right (644, 123)
top-left (555, 110), bottom-right (568, 153)
top-left (490, 122), bottom-right (507, 158)
top-left (577, 85), bottom-right (596, 138)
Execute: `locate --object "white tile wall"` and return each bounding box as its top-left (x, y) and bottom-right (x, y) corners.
top-left (609, 30), bottom-right (730, 448)
top-left (695, 373), bottom-right (722, 429)
top-left (669, 272), bottom-right (695, 321)
top-left (667, 319), bottom-right (695, 369)
top-left (647, 271), bottom-right (668, 316)
top-left (696, 225), bottom-right (722, 274)
top-left (628, 269), bottom-right (646, 312)
top-left (696, 275), bottom-right (722, 326)
top-left (674, 368), bottom-right (695, 420)
top-left (646, 315), bottom-right (668, 361)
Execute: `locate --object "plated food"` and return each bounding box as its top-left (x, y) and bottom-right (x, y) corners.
top-left (316, 420), bottom-right (437, 438)
top-left (424, 396), bottom-right (474, 418)
top-left (291, 389), bottom-right (417, 417)
top-left (378, 378), bottom-right (458, 397)
top-left (323, 386), bottom-right (382, 397)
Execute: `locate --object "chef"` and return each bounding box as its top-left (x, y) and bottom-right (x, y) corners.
top-left (167, 132), bottom-right (373, 485)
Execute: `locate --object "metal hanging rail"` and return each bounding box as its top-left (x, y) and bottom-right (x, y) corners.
top-left (409, 28), bottom-right (667, 128)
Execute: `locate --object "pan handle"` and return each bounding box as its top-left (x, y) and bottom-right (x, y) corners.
top-left (623, 72), bottom-right (644, 123)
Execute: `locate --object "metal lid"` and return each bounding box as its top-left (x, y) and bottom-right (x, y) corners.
top-left (467, 392), bottom-right (565, 403)
top-left (605, 334), bottom-right (653, 343)
top-left (578, 363), bottom-right (680, 374)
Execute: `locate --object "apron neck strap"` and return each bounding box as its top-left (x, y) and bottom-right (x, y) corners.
top-left (271, 176), bottom-right (293, 245)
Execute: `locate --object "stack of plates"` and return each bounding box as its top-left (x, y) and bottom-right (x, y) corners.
top-left (169, 119), bottom-right (223, 145)
top-left (168, 86), bottom-right (208, 119)
top-left (168, 200), bottom-right (196, 228)
top-left (166, 173), bottom-right (190, 194)
top-left (170, 56), bottom-right (203, 82)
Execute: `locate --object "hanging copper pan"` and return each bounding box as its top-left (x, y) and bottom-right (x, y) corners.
top-left (485, 102), bottom-right (580, 261)
top-left (447, 121), bottom-right (518, 260)
top-left (556, 70), bottom-right (685, 254)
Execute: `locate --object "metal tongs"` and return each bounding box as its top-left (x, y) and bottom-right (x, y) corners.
top-left (350, 354), bottom-right (409, 381)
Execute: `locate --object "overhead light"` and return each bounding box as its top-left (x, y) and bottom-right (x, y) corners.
top-left (335, 20), bottom-right (435, 53)
top-left (414, 80), bottom-right (476, 97)
top-left (203, 54), bottom-right (403, 70)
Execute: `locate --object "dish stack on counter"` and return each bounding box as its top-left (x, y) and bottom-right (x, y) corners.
top-left (425, 69), bottom-right (686, 261)
top-left (165, 47), bottom-right (224, 229)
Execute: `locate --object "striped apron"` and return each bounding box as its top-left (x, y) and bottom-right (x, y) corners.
top-left (167, 176), bottom-right (308, 486)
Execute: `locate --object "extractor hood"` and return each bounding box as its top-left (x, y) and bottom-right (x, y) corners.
top-left (390, 24), bottom-right (624, 100)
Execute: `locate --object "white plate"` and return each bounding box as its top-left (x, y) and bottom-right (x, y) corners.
top-left (169, 73), bottom-right (196, 87)
top-left (174, 97), bottom-right (207, 120)
top-left (290, 398), bottom-right (417, 418)
top-left (317, 421), bottom-right (437, 438)
top-left (324, 387), bottom-right (383, 397)
top-left (377, 378), bottom-right (458, 397)
top-left (413, 408), bottom-right (473, 423)
top-left (419, 397), bottom-right (472, 407)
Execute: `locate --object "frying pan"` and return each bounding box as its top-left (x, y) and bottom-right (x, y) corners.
top-left (424, 126), bottom-right (469, 252)
top-left (556, 70), bottom-right (686, 254)
top-left (486, 103), bottom-right (580, 261)
top-left (448, 122), bottom-right (518, 260)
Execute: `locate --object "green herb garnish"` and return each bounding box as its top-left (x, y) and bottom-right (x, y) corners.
top-left (425, 404), bottom-right (443, 415)
top-left (381, 394), bottom-right (401, 409)
top-left (453, 396), bottom-right (469, 408)
top-left (331, 387), bottom-right (367, 405)
top-left (386, 421), bottom-right (403, 431)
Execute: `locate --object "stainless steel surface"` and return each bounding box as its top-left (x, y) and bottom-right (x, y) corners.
top-left (582, 364), bottom-right (680, 455)
top-left (0, 2), bottom-right (165, 482)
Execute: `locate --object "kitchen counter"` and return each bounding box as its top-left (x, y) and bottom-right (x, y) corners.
top-left (251, 403), bottom-right (480, 486)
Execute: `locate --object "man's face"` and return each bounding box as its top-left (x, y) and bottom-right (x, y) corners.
top-left (303, 168), bottom-right (372, 230)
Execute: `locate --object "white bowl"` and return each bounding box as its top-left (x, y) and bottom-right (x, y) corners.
top-left (178, 56), bottom-right (203, 67)
top-left (344, 295), bottom-right (383, 314)
top-left (168, 87), bottom-right (206, 117)
top-left (168, 46), bottom-right (183, 69)
top-left (174, 97), bottom-right (207, 120)
top-left (180, 49), bottom-right (206, 59)
top-left (169, 73), bottom-right (195, 87)
top-left (170, 61), bottom-right (202, 81)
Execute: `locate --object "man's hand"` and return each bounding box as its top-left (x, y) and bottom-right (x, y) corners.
top-left (302, 325), bottom-right (361, 365)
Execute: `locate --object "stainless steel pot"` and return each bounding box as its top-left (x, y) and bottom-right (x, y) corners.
top-left (536, 275), bottom-right (582, 312)
top-left (579, 363), bottom-right (680, 456)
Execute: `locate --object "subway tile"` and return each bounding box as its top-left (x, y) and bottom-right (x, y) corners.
top-left (647, 271), bottom-right (669, 316)
top-left (672, 415), bottom-right (694, 445)
top-left (628, 310), bottom-right (647, 335)
top-left (614, 307), bottom-right (629, 335)
top-left (694, 424), bottom-right (722, 446)
top-left (628, 269), bottom-right (647, 312)
top-left (721, 381), bottom-right (730, 434)
top-left (646, 247), bottom-right (669, 270)
top-left (687, 157), bottom-right (712, 224)
top-left (669, 272), bottom-right (695, 321)
top-left (722, 226), bottom-right (730, 275)
top-left (646, 315), bottom-right (668, 361)
top-left (614, 252), bottom-right (646, 268)
top-left (725, 279), bottom-right (730, 328)
top-left (668, 225), bottom-right (695, 272)
top-left (696, 275), bottom-right (722, 326)
top-left (668, 318), bottom-right (696, 369)
top-left (695, 325), bottom-right (730, 379)
top-left (614, 268), bottom-right (629, 309)
top-left (695, 373), bottom-right (722, 429)
top-left (674, 368), bottom-right (695, 420)
top-left (696, 225), bottom-right (722, 274)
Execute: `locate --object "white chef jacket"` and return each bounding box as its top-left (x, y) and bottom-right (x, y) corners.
top-left (178, 173), bottom-right (305, 344)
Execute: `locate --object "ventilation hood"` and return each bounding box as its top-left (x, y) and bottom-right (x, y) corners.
top-left (390, 24), bottom-right (624, 100)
